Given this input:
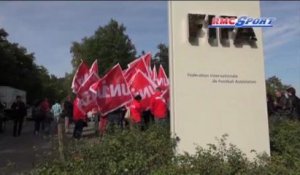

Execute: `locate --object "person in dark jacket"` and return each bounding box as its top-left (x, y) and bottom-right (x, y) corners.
top-left (267, 93), bottom-right (275, 117)
top-left (0, 100), bottom-right (5, 133)
top-left (273, 90), bottom-right (289, 116)
top-left (32, 99), bottom-right (43, 135)
top-left (63, 96), bottom-right (73, 124)
top-left (11, 96), bottom-right (27, 137)
top-left (286, 87), bottom-right (300, 120)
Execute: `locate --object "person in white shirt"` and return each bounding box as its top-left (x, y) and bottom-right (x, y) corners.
top-left (51, 101), bottom-right (62, 122)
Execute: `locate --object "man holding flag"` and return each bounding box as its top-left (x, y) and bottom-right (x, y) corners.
top-left (150, 87), bottom-right (168, 126)
top-left (129, 94), bottom-right (143, 130)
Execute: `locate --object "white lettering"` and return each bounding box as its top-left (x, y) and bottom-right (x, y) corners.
top-left (98, 85), bottom-right (110, 98)
top-left (139, 86), bottom-right (155, 99)
top-left (81, 91), bottom-right (94, 106)
top-left (110, 84), bottom-right (122, 97)
top-left (122, 84), bottom-right (131, 96)
top-left (97, 83), bottom-right (130, 99)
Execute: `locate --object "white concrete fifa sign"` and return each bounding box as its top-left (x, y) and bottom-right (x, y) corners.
top-left (168, 1), bottom-right (270, 158)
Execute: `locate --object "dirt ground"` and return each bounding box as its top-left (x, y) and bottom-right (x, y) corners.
top-left (0, 120), bottom-right (54, 175)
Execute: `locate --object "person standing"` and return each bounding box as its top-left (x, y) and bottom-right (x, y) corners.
top-left (32, 99), bottom-right (43, 135)
top-left (107, 107), bottom-right (124, 133)
top-left (129, 94), bottom-right (143, 130)
top-left (63, 96), bottom-right (73, 127)
top-left (73, 98), bottom-right (87, 139)
top-left (40, 98), bottom-right (51, 134)
top-left (11, 96), bottom-right (27, 137)
top-left (51, 100), bottom-right (62, 134)
top-left (150, 87), bottom-right (168, 126)
top-left (286, 87), bottom-right (300, 120)
top-left (51, 100), bottom-right (62, 123)
top-left (273, 90), bottom-right (289, 117)
top-left (267, 93), bottom-right (275, 117)
top-left (0, 100), bottom-right (5, 133)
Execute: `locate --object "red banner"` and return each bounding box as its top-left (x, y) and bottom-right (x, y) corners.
top-left (124, 66), bottom-right (138, 84)
top-left (151, 65), bottom-right (157, 84)
top-left (89, 59), bottom-right (99, 75)
top-left (162, 88), bottom-right (170, 107)
top-left (90, 64), bottom-right (133, 115)
top-left (125, 57), bottom-right (149, 84)
top-left (71, 61), bottom-right (90, 94)
top-left (156, 65), bottom-right (169, 91)
top-left (75, 72), bottom-right (100, 114)
top-left (129, 70), bottom-right (157, 110)
top-left (73, 97), bottom-right (86, 120)
top-left (77, 72), bottom-right (100, 98)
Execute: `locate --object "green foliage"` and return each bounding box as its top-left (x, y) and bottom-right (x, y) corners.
top-left (30, 119), bottom-right (300, 175)
top-left (0, 28), bottom-right (68, 104)
top-left (266, 76), bottom-right (290, 98)
top-left (268, 119), bottom-right (300, 173)
top-left (70, 19), bottom-right (137, 77)
top-left (31, 125), bottom-right (175, 175)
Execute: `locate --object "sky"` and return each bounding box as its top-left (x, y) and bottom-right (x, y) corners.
top-left (0, 1), bottom-right (299, 94)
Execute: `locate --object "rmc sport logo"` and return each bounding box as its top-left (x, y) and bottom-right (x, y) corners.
top-left (188, 14), bottom-right (276, 48)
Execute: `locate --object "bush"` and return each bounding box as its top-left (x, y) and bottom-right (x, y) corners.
top-left (30, 125), bottom-right (176, 175)
top-left (267, 118), bottom-right (300, 174)
top-left (30, 119), bottom-right (300, 175)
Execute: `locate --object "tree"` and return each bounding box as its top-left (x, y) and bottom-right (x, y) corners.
top-left (154, 43), bottom-right (169, 77)
top-left (266, 76), bottom-right (290, 97)
top-left (0, 28), bottom-right (68, 104)
top-left (70, 19), bottom-right (137, 77)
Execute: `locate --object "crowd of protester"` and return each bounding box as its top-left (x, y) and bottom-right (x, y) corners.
top-left (2, 86), bottom-right (299, 139)
top-left (71, 87), bottom-right (169, 139)
top-left (267, 87), bottom-right (300, 121)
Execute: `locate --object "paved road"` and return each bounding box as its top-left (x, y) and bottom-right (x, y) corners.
top-left (0, 120), bottom-right (53, 175)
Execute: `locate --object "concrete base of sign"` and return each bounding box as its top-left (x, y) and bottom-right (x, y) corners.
top-left (168, 1), bottom-right (270, 159)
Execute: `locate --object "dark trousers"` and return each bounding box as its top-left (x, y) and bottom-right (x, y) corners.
top-left (108, 113), bottom-right (123, 133)
top-left (34, 118), bottom-right (41, 133)
top-left (0, 119), bottom-right (3, 133)
top-left (13, 117), bottom-right (24, 137)
top-left (142, 110), bottom-right (154, 130)
top-left (73, 120), bottom-right (86, 139)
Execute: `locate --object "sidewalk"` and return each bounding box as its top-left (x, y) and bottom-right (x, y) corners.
top-left (0, 120), bottom-right (53, 175)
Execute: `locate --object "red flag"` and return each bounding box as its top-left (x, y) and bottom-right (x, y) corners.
top-left (151, 65), bottom-right (158, 83)
top-left (162, 88), bottom-right (170, 107)
top-left (73, 97), bottom-right (86, 119)
top-left (125, 58), bottom-right (149, 84)
top-left (129, 70), bottom-right (157, 110)
top-left (71, 61), bottom-right (89, 94)
top-left (127, 53), bottom-right (151, 77)
top-left (124, 67), bottom-right (137, 84)
top-left (77, 91), bottom-right (99, 114)
top-left (156, 65), bottom-right (169, 91)
top-left (90, 64), bottom-right (133, 116)
top-left (76, 72), bottom-right (100, 114)
top-left (89, 59), bottom-right (99, 75)
top-left (77, 72), bottom-right (100, 98)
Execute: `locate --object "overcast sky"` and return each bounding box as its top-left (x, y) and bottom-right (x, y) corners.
top-left (0, 1), bottom-right (299, 94)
